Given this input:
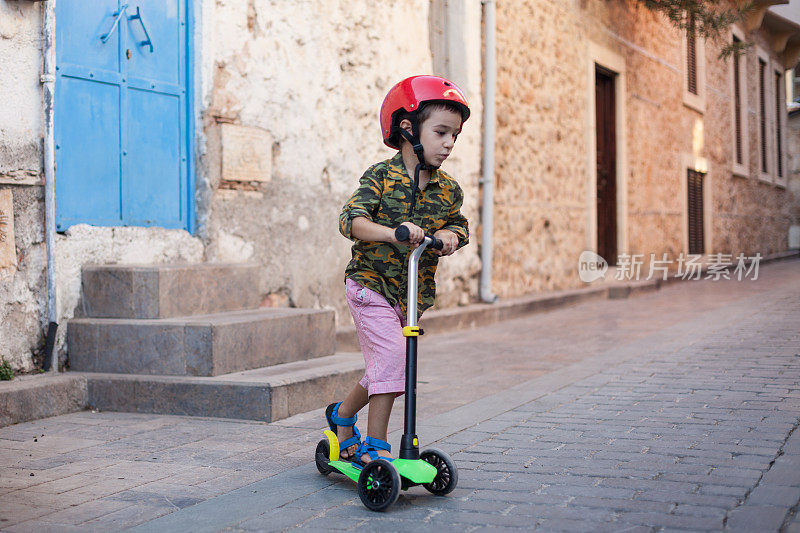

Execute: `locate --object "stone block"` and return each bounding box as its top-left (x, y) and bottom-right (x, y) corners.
top-left (87, 376), bottom-right (271, 421)
top-left (0, 189), bottom-right (16, 272)
top-left (220, 124), bottom-right (272, 182)
top-left (84, 352), bottom-right (364, 422)
top-left (79, 263), bottom-right (263, 319)
top-left (335, 327), bottom-right (359, 352)
top-left (608, 286), bottom-right (631, 299)
top-left (68, 308), bottom-right (335, 376)
top-left (725, 505), bottom-right (789, 531)
top-left (0, 374), bottom-right (88, 428)
top-left (746, 485), bottom-right (800, 506)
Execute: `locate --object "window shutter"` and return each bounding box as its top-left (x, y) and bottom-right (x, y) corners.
top-left (733, 37), bottom-right (743, 166)
top-left (759, 59), bottom-right (768, 174)
top-left (775, 70), bottom-right (783, 178)
top-left (687, 169), bottom-right (705, 255)
top-left (687, 16), bottom-right (698, 95)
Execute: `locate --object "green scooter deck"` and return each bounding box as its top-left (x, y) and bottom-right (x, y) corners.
top-left (329, 458), bottom-right (437, 487)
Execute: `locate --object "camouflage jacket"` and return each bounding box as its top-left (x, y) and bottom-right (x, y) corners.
top-left (339, 152), bottom-right (469, 318)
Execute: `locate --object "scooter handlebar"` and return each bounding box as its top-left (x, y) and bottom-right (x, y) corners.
top-left (394, 225), bottom-right (444, 250)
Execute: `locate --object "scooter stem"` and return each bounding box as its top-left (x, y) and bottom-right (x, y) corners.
top-left (399, 237), bottom-right (432, 460)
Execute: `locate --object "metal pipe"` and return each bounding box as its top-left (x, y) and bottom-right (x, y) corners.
top-left (41, 0), bottom-right (59, 372)
top-left (405, 239), bottom-right (429, 328)
top-left (400, 237), bottom-right (431, 461)
top-left (480, 0), bottom-right (497, 303)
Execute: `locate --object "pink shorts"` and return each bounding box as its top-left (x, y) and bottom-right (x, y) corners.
top-left (345, 278), bottom-right (406, 397)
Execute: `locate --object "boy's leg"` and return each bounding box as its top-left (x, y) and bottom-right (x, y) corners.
top-left (362, 392), bottom-right (395, 462)
top-left (343, 279), bottom-right (405, 463)
top-left (335, 384), bottom-right (369, 459)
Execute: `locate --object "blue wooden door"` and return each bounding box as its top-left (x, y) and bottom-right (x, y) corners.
top-left (55, 0), bottom-right (191, 231)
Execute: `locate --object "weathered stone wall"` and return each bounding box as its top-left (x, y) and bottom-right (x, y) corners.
top-left (706, 31), bottom-right (794, 257)
top-left (197, 0), bottom-right (483, 324)
top-left (597, 3), bottom-right (687, 263)
top-left (492, 0), bottom-right (797, 299)
top-left (0, 1), bottom-right (40, 185)
top-left (787, 111), bottom-right (800, 246)
top-left (0, 0), bottom-right (483, 371)
top-left (492, 0), bottom-right (590, 294)
top-left (0, 1), bottom-right (45, 371)
top-left (0, 1), bottom-right (204, 371)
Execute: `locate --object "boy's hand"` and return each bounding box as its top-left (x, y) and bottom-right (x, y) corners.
top-left (394, 222), bottom-right (425, 248)
top-left (433, 229), bottom-right (459, 256)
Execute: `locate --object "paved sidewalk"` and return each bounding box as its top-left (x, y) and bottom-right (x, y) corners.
top-left (1, 260), bottom-right (799, 531)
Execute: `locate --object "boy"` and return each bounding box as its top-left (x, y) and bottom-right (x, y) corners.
top-left (327, 75), bottom-right (470, 465)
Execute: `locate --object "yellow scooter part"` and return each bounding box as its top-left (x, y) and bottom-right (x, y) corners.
top-left (324, 429), bottom-right (340, 461)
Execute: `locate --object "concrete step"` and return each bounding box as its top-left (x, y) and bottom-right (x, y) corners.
top-left (81, 353), bottom-right (365, 422)
top-left (77, 263), bottom-right (263, 319)
top-left (68, 307), bottom-right (335, 377)
top-left (0, 374), bottom-right (88, 427)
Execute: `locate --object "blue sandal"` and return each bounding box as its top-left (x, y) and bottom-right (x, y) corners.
top-left (354, 436), bottom-right (393, 466)
top-left (325, 402), bottom-right (361, 461)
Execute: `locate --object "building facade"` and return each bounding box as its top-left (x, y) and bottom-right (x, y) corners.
top-left (1, 0), bottom-right (798, 372)
top-left (491, 0), bottom-right (800, 296)
top-left (0, 0), bottom-right (484, 371)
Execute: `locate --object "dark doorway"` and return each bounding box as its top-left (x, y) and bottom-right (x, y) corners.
top-left (595, 66), bottom-right (617, 265)
top-left (687, 169), bottom-right (705, 255)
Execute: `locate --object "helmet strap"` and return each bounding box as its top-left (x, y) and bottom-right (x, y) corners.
top-left (399, 113), bottom-right (438, 218)
top-left (399, 116), bottom-right (439, 172)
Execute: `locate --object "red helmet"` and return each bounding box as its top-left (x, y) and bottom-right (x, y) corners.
top-left (380, 75), bottom-right (470, 149)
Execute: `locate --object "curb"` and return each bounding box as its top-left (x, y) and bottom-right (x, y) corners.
top-left (336, 251), bottom-right (799, 351)
top-left (0, 373), bottom-right (88, 427)
top-left (336, 280), bottom-right (657, 352)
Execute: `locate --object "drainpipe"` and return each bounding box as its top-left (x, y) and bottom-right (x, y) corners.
top-left (41, 0), bottom-right (59, 372)
top-left (480, 0), bottom-right (497, 303)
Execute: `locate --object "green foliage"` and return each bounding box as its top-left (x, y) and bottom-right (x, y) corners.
top-left (0, 358), bottom-right (14, 381)
top-left (632, 0), bottom-right (754, 58)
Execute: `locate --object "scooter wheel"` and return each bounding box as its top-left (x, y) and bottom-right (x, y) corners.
top-left (315, 439), bottom-right (333, 475)
top-left (357, 459), bottom-right (401, 511)
top-left (420, 448), bottom-right (458, 495)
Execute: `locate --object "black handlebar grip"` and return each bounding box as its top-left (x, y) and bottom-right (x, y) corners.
top-left (395, 225), bottom-right (444, 250)
top-left (394, 225), bottom-right (410, 242)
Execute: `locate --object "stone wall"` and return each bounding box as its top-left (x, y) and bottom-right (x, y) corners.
top-left (195, 0), bottom-right (483, 323)
top-left (492, 0), bottom-right (590, 295)
top-left (0, 1), bottom-right (45, 371)
top-left (707, 31), bottom-right (794, 257)
top-left (0, 0), bottom-right (483, 371)
top-left (788, 110), bottom-right (800, 246)
top-left (0, 1), bottom-right (41, 185)
top-left (491, 0), bottom-right (797, 298)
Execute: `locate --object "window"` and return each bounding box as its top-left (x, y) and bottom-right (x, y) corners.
top-left (731, 29), bottom-right (748, 178)
top-left (687, 169), bottom-right (705, 255)
top-left (733, 41), bottom-right (742, 165)
top-left (687, 16), bottom-right (698, 96)
top-left (682, 14), bottom-right (705, 112)
top-left (775, 69), bottom-right (784, 183)
top-left (758, 56), bottom-right (769, 179)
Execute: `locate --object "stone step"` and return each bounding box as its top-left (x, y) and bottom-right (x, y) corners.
top-left (77, 263), bottom-right (263, 319)
top-left (68, 307), bottom-right (335, 377)
top-left (0, 374), bottom-right (88, 427)
top-left (81, 353), bottom-right (365, 422)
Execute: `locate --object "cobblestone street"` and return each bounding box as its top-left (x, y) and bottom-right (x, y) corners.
top-left (2, 259), bottom-right (800, 532)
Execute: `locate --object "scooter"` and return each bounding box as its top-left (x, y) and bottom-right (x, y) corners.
top-left (315, 225), bottom-right (458, 511)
